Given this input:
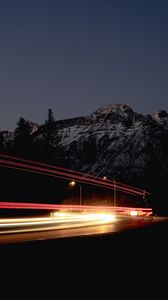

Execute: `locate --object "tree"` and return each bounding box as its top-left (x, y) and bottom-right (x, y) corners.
top-left (0, 132), bottom-right (13, 154)
top-left (0, 133), bottom-right (5, 152)
top-left (45, 108), bottom-right (55, 125)
top-left (13, 117), bottom-right (33, 156)
top-left (41, 109), bottom-right (56, 162)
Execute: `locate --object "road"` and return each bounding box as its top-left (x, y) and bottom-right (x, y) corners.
top-left (0, 208), bottom-right (162, 244)
top-left (1, 208), bottom-right (168, 299)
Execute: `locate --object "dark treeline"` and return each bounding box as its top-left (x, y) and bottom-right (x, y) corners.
top-left (0, 109), bottom-right (67, 211)
top-left (0, 108), bottom-right (58, 163)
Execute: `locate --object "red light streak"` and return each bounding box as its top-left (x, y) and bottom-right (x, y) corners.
top-left (0, 202), bottom-right (152, 215)
top-left (0, 153), bottom-right (149, 197)
top-left (0, 153), bottom-right (149, 195)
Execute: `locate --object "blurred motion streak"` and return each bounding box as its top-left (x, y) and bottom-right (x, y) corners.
top-left (0, 153), bottom-right (150, 197)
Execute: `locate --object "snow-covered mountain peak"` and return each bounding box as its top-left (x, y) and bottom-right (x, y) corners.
top-left (90, 104), bottom-right (134, 125)
top-left (91, 104), bottom-right (132, 115)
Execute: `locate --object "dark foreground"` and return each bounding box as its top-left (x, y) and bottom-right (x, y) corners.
top-left (1, 220), bottom-right (168, 299)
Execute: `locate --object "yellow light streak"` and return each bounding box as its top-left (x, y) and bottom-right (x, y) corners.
top-left (0, 212), bottom-right (115, 233)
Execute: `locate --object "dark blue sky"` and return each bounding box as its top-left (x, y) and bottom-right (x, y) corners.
top-left (0, 0), bottom-right (168, 130)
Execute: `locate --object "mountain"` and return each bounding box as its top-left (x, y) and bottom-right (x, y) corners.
top-left (1, 104), bottom-right (168, 213)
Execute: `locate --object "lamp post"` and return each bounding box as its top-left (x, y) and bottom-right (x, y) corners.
top-left (69, 181), bottom-right (82, 206)
top-left (113, 178), bottom-right (116, 209)
top-left (143, 189), bottom-right (147, 207)
top-left (79, 183), bottom-right (82, 206)
top-left (103, 176), bottom-right (116, 208)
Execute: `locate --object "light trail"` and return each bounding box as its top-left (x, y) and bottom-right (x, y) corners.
top-left (0, 208), bottom-right (158, 245)
top-left (0, 211), bottom-right (116, 235)
top-left (0, 154), bottom-right (154, 245)
top-left (0, 202), bottom-right (153, 216)
top-left (0, 157), bottom-right (141, 195)
top-left (0, 153), bottom-right (147, 194)
top-left (0, 162), bottom-right (138, 197)
top-left (0, 153), bottom-right (149, 197)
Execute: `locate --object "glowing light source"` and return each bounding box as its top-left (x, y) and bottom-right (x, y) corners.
top-left (130, 210), bottom-right (138, 216)
top-left (51, 212), bottom-right (70, 218)
top-left (69, 180), bottom-right (76, 187)
top-left (98, 213), bottom-right (116, 222)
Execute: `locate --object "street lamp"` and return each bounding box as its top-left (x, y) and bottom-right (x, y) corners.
top-left (69, 180), bottom-right (82, 206)
top-left (102, 176), bottom-right (116, 208)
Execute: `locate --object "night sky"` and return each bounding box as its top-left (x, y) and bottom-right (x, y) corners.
top-left (0, 0), bottom-right (168, 131)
